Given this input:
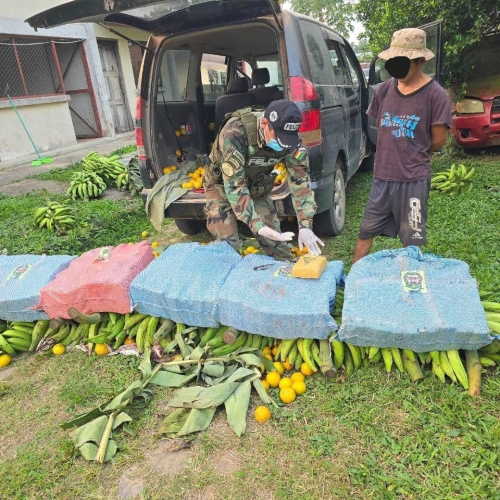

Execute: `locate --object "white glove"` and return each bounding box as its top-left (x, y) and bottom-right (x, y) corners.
top-left (298, 228), bottom-right (325, 256)
top-left (258, 226), bottom-right (295, 242)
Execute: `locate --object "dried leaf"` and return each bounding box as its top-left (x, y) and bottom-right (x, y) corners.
top-left (157, 408), bottom-right (189, 437)
top-left (225, 380), bottom-right (251, 437)
top-left (150, 370), bottom-right (197, 387)
top-left (177, 407), bottom-right (217, 436)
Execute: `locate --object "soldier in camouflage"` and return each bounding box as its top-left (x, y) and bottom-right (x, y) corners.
top-left (203, 100), bottom-right (324, 260)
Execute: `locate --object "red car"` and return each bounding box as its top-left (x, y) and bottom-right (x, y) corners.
top-left (451, 34), bottom-right (500, 149)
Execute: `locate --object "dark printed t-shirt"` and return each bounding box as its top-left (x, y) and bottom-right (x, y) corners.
top-left (367, 78), bottom-right (452, 182)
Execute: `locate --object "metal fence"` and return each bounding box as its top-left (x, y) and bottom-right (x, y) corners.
top-left (0, 37), bottom-right (101, 138)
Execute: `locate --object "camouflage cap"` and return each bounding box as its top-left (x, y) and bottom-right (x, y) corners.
top-left (378, 28), bottom-right (435, 61)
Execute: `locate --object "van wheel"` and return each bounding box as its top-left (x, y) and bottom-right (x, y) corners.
top-left (174, 218), bottom-right (206, 235)
top-left (313, 162), bottom-right (346, 237)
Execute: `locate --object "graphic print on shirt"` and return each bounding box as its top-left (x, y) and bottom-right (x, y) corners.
top-left (381, 112), bottom-right (420, 139)
top-left (408, 197), bottom-right (423, 239)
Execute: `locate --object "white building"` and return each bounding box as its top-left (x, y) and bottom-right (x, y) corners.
top-left (0, 1), bottom-right (149, 162)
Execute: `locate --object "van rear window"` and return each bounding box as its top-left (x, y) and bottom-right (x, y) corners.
top-left (157, 49), bottom-right (190, 102)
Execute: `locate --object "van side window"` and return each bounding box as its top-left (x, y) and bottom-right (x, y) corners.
top-left (201, 54), bottom-right (227, 102)
top-left (325, 40), bottom-right (355, 98)
top-left (255, 56), bottom-right (283, 86)
top-left (299, 20), bottom-right (335, 86)
top-left (339, 45), bottom-right (360, 88)
top-left (157, 49), bottom-right (190, 102)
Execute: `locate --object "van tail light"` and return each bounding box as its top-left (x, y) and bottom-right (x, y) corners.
top-left (289, 77), bottom-right (322, 147)
top-left (135, 96), bottom-right (147, 160)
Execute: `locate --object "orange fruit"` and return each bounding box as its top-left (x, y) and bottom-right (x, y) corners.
top-left (290, 372), bottom-right (305, 383)
top-left (291, 380), bottom-right (306, 395)
top-left (175, 130), bottom-right (181, 137)
top-left (255, 406), bottom-right (271, 422)
top-left (124, 338), bottom-right (135, 346)
top-left (52, 344), bottom-right (65, 355)
top-left (141, 231), bottom-right (149, 238)
top-left (271, 345), bottom-right (279, 357)
top-left (266, 371), bottom-right (281, 388)
top-left (208, 122), bottom-right (215, 131)
top-left (264, 353), bottom-right (274, 362)
top-left (262, 346), bottom-right (272, 356)
top-left (163, 166), bottom-right (171, 174)
top-left (279, 377), bottom-right (292, 389)
top-left (0, 354), bottom-right (12, 368)
top-left (280, 387), bottom-right (296, 404)
top-left (153, 251), bottom-right (159, 258)
top-left (175, 149), bottom-right (182, 157)
top-left (301, 363), bottom-right (314, 376)
top-left (151, 241), bottom-right (159, 248)
top-left (283, 359), bottom-right (293, 371)
top-left (261, 380), bottom-right (270, 392)
top-left (273, 362), bottom-right (285, 375)
top-left (95, 344), bottom-right (109, 356)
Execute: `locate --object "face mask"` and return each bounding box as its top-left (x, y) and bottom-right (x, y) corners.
top-left (385, 57), bottom-right (411, 79)
top-left (266, 138), bottom-right (284, 152)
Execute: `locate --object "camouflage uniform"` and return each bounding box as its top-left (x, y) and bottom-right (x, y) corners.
top-left (203, 109), bottom-right (317, 260)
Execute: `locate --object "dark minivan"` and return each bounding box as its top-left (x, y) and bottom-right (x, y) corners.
top-left (28, 1), bottom-right (443, 237)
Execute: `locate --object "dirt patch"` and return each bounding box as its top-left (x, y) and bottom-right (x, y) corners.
top-left (0, 366), bottom-right (16, 381)
top-left (116, 467), bottom-right (145, 499)
top-left (0, 179), bottom-right (68, 196)
top-left (145, 439), bottom-right (193, 476)
top-left (184, 485), bottom-right (217, 500)
top-left (210, 450), bottom-right (241, 476)
top-left (101, 188), bottom-right (131, 201)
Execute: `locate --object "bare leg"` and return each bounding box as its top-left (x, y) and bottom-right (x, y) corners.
top-left (352, 237), bottom-right (374, 264)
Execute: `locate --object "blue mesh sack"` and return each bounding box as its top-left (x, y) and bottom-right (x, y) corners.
top-left (0, 255), bottom-right (75, 321)
top-left (338, 246), bottom-right (491, 352)
top-left (216, 255), bottom-right (344, 339)
top-left (130, 242), bottom-right (242, 327)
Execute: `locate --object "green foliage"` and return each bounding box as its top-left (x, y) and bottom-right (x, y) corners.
top-left (289, 0), bottom-right (356, 38)
top-left (355, 0), bottom-right (500, 90)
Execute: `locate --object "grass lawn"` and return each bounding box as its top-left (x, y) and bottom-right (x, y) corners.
top-left (0, 146), bottom-right (499, 499)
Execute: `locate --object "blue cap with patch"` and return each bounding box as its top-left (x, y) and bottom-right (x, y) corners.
top-left (264, 99), bottom-right (302, 150)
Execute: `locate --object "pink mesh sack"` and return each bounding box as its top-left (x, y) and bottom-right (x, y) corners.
top-left (38, 241), bottom-right (154, 318)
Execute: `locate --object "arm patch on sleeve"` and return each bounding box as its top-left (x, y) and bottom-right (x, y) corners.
top-left (293, 146), bottom-right (308, 161)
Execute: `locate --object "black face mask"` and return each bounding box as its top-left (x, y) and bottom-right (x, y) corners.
top-left (385, 57), bottom-right (411, 79)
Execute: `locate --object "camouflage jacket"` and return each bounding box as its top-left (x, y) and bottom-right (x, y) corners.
top-left (215, 112), bottom-right (317, 233)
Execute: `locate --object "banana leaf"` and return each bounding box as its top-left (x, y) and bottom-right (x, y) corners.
top-left (177, 407), bottom-right (217, 436)
top-left (157, 408), bottom-right (190, 437)
top-left (225, 380), bottom-right (251, 437)
top-left (79, 440), bottom-right (117, 462)
top-left (201, 362), bottom-right (225, 378)
top-left (72, 415), bottom-right (109, 448)
top-left (150, 370), bottom-right (197, 387)
top-left (167, 383), bottom-right (241, 409)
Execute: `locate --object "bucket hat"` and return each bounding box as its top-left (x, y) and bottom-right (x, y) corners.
top-left (378, 28), bottom-right (435, 61)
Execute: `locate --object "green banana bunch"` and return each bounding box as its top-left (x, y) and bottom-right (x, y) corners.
top-left (116, 171), bottom-right (130, 191)
top-left (431, 163), bottom-right (474, 195)
top-left (482, 299), bottom-right (500, 334)
top-left (82, 152), bottom-right (127, 185)
top-left (67, 171), bottom-right (107, 200)
top-left (34, 201), bottom-right (76, 233)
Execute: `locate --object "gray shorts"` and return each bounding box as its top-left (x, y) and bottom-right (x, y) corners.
top-left (359, 178), bottom-right (429, 246)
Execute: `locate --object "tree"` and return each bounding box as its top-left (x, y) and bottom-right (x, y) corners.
top-left (356, 0), bottom-right (500, 91)
top-left (289, 0), bottom-right (356, 38)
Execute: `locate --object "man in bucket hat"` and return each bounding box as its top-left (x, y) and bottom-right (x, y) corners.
top-left (353, 28), bottom-right (452, 263)
top-left (204, 100), bottom-right (324, 259)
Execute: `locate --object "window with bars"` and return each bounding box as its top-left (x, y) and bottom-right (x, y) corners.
top-left (0, 37), bottom-right (67, 99)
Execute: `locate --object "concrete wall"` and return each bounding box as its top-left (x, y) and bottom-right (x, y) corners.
top-left (0, 1), bottom-right (149, 161)
top-left (0, 95), bottom-right (76, 162)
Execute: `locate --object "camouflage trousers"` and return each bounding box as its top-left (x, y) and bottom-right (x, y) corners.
top-left (204, 183), bottom-right (292, 261)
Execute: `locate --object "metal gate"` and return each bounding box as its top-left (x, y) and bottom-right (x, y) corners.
top-left (55, 42), bottom-right (102, 138)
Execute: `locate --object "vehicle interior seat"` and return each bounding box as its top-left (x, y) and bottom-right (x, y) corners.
top-left (215, 77), bottom-right (256, 131)
top-left (248, 68), bottom-right (279, 105)
top-left (273, 89), bottom-right (284, 100)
